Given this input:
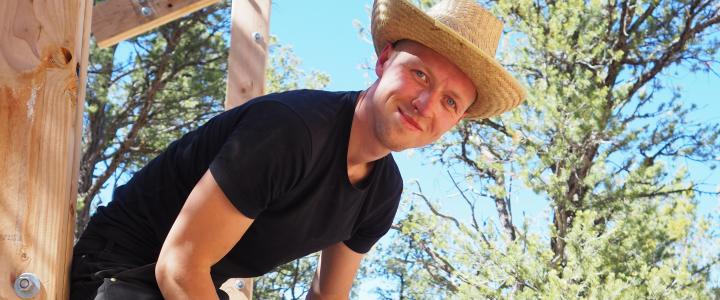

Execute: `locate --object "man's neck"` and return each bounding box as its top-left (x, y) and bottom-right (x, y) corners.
top-left (347, 88), bottom-right (390, 181)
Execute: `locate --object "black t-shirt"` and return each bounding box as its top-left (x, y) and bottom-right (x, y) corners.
top-left (82, 89), bottom-right (403, 281)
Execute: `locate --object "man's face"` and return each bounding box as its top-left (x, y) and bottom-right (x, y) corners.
top-left (368, 40), bottom-right (477, 151)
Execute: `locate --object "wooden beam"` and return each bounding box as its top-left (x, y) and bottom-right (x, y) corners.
top-left (0, 0), bottom-right (93, 298)
top-left (92, 0), bottom-right (220, 48)
top-left (219, 0), bottom-right (271, 298)
top-left (224, 0), bottom-right (271, 108)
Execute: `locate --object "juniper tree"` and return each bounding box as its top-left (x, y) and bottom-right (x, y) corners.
top-left (366, 0), bottom-right (720, 298)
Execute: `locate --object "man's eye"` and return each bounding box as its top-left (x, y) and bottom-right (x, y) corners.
top-left (414, 70), bottom-right (427, 81)
top-left (446, 97), bottom-right (457, 107)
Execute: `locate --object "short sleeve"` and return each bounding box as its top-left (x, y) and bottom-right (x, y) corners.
top-left (209, 101), bottom-right (311, 219)
top-left (343, 169), bottom-right (403, 254)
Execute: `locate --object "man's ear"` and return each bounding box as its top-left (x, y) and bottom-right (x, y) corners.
top-left (375, 42), bottom-right (394, 77)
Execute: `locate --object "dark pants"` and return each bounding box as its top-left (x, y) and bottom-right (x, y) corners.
top-left (70, 234), bottom-right (229, 300)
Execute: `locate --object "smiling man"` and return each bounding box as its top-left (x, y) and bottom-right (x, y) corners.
top-left (70, 0), bottom-right (525, 299)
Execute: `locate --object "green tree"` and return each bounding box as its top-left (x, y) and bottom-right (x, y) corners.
top-left (77, 5), bottom-right (229, 234)
top-left (365, 0), bottom-right (720, 298)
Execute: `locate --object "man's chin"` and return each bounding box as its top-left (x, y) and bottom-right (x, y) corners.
top-left (386, 141), bottom-right (429, 152)
top-left (380, 141), bottom-right (409, 152)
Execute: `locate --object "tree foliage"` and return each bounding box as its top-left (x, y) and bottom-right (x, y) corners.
top-left (77, 5), bottom-right (229, 234)
top-left (365, 0), bottom-right (720, 298)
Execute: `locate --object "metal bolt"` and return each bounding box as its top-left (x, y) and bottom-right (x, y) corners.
top-left (14, 273), bottom-right (41, 299)
top-left (140, 6), bottom-right (153, 17)
top-left (252, 32), bottom-right (263, 43)
top-left (18, 278), bottom-right (30, 290)
top-left (234, 279), bottom-right (245, 290)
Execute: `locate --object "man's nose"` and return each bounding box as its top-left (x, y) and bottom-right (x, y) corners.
top-left (411, 90), bottom-right (440, 117)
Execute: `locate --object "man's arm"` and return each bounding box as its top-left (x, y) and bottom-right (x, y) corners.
top-left (156, 170), bottom-right (254, 300)
top-left (307, 242), bottom-right (365, 300)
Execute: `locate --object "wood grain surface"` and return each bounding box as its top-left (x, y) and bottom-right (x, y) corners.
top-left (224, 0), bottom-right (271, 109)
top-left (0, 0), bottom-right (92, 298)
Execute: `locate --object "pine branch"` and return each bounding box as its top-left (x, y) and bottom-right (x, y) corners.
top-left (77, 22), bottom-right (187, 231)
top-left (447, 171), bottom-right (481, 232)
top-left (411, 181), bottom-right (461, 229)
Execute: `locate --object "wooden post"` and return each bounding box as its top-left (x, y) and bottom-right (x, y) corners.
top-left (224, 0), bottom-right (271, 108)
top-left (0, 0), bottom-right (93, 298)
top-left (220, 0), bottom-right (272, 298)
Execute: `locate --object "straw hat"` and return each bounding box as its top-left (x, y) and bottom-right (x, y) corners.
top-left (371, 0), bottom-right (526, 118)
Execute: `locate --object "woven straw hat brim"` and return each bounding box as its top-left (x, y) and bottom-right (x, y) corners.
top-left (372, 0), bottom-right (526, 119)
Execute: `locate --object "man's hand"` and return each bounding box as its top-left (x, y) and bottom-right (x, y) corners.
top-left (156, 170), bottom-right (254, 299)
top-left (306, 242), bottom-right (364, 300)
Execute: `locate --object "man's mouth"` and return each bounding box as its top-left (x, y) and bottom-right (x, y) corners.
top-left (398, 108), bottom-right (422, 132)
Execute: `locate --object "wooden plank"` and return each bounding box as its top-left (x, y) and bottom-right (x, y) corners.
top-left (224, 0), bottom-right (271, 108)
top-left (220, 0), bottom-right (272, 298)
top-left (92, 0), bottom-right (221, 48)
top-left (0, 0), bottom-right (93, 298)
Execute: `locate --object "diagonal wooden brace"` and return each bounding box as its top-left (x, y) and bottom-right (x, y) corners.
top-left (92, 0), bottom-right (221, 48)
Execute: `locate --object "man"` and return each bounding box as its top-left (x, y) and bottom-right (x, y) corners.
top-left (70, 0), bottom-right (525, 299)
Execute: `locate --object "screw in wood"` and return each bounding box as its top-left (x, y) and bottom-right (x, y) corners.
top-left (234, 279), bottom-right (245, 290)
top-left (140, 6), bottom-right (153, 17)
top-left (13, 273), bottom-right (41, 299)
top-left (252, 32), bottom-right (263, 43)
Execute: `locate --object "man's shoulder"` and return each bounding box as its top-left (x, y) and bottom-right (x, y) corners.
top-left (218, 89), bottom-right (358, 131)
top-left (253, 89), bottom-right (359, 121)
top-left (245, 89), bottom-right (360, 142)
